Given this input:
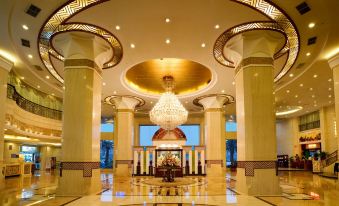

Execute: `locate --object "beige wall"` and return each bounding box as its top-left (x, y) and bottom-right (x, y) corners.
top-left (40, 145), bottom-right (61, 170)
top-left (3, 142), bottom-right (20, 163)
top-left (276, 118), bottom-right (299, 157)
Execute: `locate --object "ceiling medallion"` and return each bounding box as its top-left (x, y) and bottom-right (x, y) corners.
top-left (214, 0), bottom-right (299, 82)
top-left (38, 0), bottom-right (123, 84)
top-left (149, 76), bottom-right (188, 130)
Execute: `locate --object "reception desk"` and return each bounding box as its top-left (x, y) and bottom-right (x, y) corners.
top-left (4, 162), bottom-right (32, 177)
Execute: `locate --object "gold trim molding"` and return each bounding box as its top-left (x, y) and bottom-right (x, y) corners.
top-left (38, 0), bottom-right (123, 84)
top-left (213, 0), bottom-right (300, 83)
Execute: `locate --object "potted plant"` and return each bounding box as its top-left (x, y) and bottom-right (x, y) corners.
top-left (289, 156), bottom-right (295, 168)
top-left (320, 152), bottom-right (327, 160)
top-left (313, 152), bottom-right (319, 161)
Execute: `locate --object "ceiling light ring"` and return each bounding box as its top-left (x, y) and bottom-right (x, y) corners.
top-left (37, 0), bottom-right (122, 84)
top-left (214, 0), bottom-right (300, 83)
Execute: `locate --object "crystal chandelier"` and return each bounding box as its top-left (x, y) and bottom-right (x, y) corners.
top-left (150, 76), bottom-right (188, 130)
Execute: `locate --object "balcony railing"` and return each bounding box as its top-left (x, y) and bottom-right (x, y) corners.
top-left (299, 120), bottom-right (320, 131)
top-left (7, 84), bottom-right (62, 120)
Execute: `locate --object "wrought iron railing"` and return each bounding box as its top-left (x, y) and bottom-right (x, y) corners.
top-left (7, 84), bottom-right (62, 120)
top-left (323, 150), bottom-right (338, 168)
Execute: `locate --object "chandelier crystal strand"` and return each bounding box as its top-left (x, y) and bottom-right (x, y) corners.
top-left (149, 76), bottom-right (188, 130)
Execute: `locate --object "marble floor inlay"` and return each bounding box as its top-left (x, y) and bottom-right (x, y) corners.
top-left (0, 170), bottom-right (338, 205)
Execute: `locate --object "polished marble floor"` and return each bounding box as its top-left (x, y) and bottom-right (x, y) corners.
top-left (0, 170), bottom-right (338, 205)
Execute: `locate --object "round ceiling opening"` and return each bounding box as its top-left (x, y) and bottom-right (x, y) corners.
top-left (124, 58), bottom-right (212, 96)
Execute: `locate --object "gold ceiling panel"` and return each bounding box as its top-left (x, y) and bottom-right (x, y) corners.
top-left (125, 59), bottom-right (212, 95)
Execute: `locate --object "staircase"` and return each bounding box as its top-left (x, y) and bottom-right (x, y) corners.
top-left (320, 150), bottom-right (338, 179)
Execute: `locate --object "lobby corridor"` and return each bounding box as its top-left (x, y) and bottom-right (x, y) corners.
top-left (1, 170), bottom-right (338, 206)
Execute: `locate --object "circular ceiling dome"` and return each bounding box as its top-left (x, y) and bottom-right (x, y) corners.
top-left (123, 58), bottom-right (213, 96)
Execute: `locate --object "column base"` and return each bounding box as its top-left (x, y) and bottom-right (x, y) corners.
top-left (115, 162), bottom-right (133, 177)
top-left (206, 161), bottom-right (224, 177)
top-left (56, 169), bottom-right (101, 196)
top-left (236, 168), bottom-right (281, 195)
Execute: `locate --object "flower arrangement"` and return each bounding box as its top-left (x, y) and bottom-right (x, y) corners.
top-left (157, 152), bottom-right (180, 167)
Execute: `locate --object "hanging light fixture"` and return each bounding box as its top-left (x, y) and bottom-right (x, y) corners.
top-left (149, 76), bottom-right (188, 130)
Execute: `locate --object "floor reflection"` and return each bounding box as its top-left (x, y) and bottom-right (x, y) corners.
top-left (0, 170), bottom-right (338, 205)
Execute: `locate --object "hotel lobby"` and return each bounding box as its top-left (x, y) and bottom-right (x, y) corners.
top-left (0, 0), bottom-right (339, 205)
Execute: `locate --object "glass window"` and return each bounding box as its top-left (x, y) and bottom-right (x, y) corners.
top-left (226, 122), bottom-right (237, 132)
top-left (178, 125), bottom-right (200, 146)
top-left (100, 140), bottom-right (113, 168)
top-left (101, 123), bottom-right (114, 132)
top-left (226, 140), bottom-right (237, 167)
top-left (21, 145), bottom-right (37, 153)
top-left (140, 125), bottom-right (160, 146)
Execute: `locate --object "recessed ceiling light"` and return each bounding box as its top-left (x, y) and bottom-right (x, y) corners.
top-left (130, 44), bottom-right (135, 48)
top-left (201, 43), bottom-right (206, 48)
top-left (185, 101), bottom-right (188, 104)
top-left (28, 54), bottom-right (33, 59)
top-left (312, 94), bottom-right (315, 98)
top-left (46, 75), bottom-right (50, 79)
top-left (37, 85), bottom-right (40, 88)
top-left (328, 78), bottom-right (332, 82)
top-left (62, 86), bottom-right (65, 90)
top-left (306, 52), bottom-right (311, 56)
top-left (150, 101), bottom-right (153, 104)
top-left (102, 82), bottom-right (106, 86)
top-left (273, 92), bottom-right (275, 95)
top-left (286, 90), bottom-right (290, 93)
top-left (298, 100), bottom-right (302, 104)
top-left (22, 25), bottom-right (29, 30)
top-left (214, 24), bottom-right (220, 29)
top-left (329, 94), bottom-right (332, 98)
top-left (165, 18), bottom-right (171, 23)
top-left (295, 95), bottom-right (298, 98)
top-left (51, 93), bottom-right (55, 96)
top-left (20, 76), bottom-right (24, 80)
top-left (115, 25), bottom-right (120, 30)
top-left (299, 83), bottom-right (303, 87)
top-left (329, 101), bottom-right (332, 104)
top-left (165, 38), bottom-right (170, 44)
top-left (309, 87), bottom-right (313, 91)
top-left (308, 22), bottom-right (315, 28)
top-left (313, 74), bottom-right (318, 78)
top-left (232, 81), bottom-right (235, 85)
top-left (289, 73), bottom-right (294, 77)
top-left (113, 91), bottom-right (117, 94)
top-left (221, 90), bottom-right (225, 93)
top-left (329, 87), bottom-right (332, 91)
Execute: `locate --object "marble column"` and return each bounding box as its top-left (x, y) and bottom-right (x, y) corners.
top-left (0, 56), bottom-right (13, 189)
top-left (53, 32), bottom-right (111, 195)
top-left (231, 30), bottom-right (284, 195)
top-left (328, 54), bottom-right (339, 179)
top-left (198, 96), bottom-right (227, 175)
top-left (111, 96), bottom-right (139, 176)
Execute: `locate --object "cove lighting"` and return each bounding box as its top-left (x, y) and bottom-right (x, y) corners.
top-left (0, 50), bottom-right (16, 63)
top-left (325, 47), bottom-right (339, 59)
top-left (276, 106), bottom-right (303, 116)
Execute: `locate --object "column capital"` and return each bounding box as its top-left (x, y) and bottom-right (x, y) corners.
top-left (105, 95), bottom-right (145, 111)
top-left (0, 55), bottom-right (14, 72)
top-left (225, 30), bottom-right (285, 68)
top-left (193, 94), bottom-right (234, 110)
top-left (52, 32), bottom-right (112, 69)
top-left (328, 53), bottom-right (339, 69)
